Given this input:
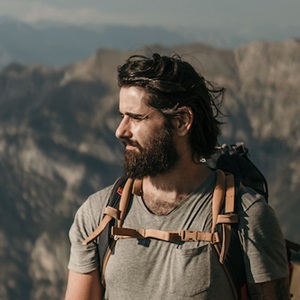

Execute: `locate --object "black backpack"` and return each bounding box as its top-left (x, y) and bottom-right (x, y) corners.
top-left (206, 142), bottom-right (268, 200)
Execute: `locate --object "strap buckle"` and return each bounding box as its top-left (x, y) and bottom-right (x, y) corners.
top-left (179, 230), bottom-right (197, 241)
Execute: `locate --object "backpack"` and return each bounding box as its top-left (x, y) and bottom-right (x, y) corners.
top-left (82, 142), bottom-right (299, 299)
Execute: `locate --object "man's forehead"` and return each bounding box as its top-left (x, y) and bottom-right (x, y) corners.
top-left (119, 86), bottom-right (148, 99)
top-left (119, 86), bottom-right (150, 111)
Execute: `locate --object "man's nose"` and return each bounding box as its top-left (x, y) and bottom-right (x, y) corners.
top-left (115, 117), bottom-right (132, 139)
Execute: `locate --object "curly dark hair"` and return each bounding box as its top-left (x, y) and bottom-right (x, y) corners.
top-left (117, 53), bottom-right (225, 160)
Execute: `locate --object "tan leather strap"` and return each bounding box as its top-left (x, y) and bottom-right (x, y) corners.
top-left (82, 213), bottom-right (115, 246)
top-left (211, 170), bottom-right (226, 232)
top-left (217, 213), bottom-right (238, 224)
top-left (179, 230), bottom-right (220, 243)
top-left (82, 206), bottom-right (121, 245)
top-left (132, 179), bottom-right (143, 196)
top-left (102, 178), bottom-right (135, 287)
top-left (118, 178), bottom-right (134, 227)
top-left (103, 206), bottom-right (121, 220)
top-left (219, 173), bottom-right (237, 263)
top-left (225, 173), bottom-right (235, 213)
top-left (211, 171), bottom-right (238, 264)
top-left (111, 227), bottom-right (221, 243)
top-left (212, 172), bottom-right (240, 299)
top-left (82, 179), bottom-right (133, 246)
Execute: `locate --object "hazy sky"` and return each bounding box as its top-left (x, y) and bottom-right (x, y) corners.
top-left (0, 0), bottom-right (299, 40)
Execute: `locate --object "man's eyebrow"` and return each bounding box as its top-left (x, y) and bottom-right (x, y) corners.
top-left (126, 112), bottom-right (144, 118)
top-left (119, 110), bottom-right (154, 120)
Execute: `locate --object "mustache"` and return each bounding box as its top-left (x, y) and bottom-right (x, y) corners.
top-left (120, 138), bottom-right (142, 149)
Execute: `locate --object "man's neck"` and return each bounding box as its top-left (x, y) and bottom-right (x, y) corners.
top-left (140, 162), bottom-right (212, 216)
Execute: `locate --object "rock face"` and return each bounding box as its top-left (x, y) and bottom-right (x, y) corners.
top-left (0, 40), bottom-right (299, 299)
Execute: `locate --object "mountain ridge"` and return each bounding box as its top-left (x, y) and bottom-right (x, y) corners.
top-left (1, 16), bottom-right (299, 70)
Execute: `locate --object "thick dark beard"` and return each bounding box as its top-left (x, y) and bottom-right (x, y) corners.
top-left (122, 128), bottom-right (178, 179)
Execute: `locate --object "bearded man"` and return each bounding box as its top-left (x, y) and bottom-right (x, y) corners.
top-left (65, 53), bottom-right (290, 299)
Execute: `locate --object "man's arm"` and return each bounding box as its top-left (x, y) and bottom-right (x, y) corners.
top-left (65, 269), bottom-right (104, 300)
top-left (247, 277), bottom-right (291, 300)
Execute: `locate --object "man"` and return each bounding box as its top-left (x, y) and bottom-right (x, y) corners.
top-left (65, 53), bottom-right (290, 299)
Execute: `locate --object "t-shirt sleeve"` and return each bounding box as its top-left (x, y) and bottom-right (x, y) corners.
top-left (67, 185), bottom-right (113, 274)
top-left (237, 187), bottom-right (289, 284)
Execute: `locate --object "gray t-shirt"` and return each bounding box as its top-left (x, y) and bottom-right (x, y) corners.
top-left (68, 172), bottom-right (289, 299)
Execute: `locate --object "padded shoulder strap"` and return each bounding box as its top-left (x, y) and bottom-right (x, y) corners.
top-left (219, 173), bottom-right (237, 263)
top-left (211, 170), bottom-right (239, 263)
top-left (225, 174), bottom-right (235, 213)
top-left (118, 178), bottom-right (134, 227)
top-left (211, 170), bottom-right (226, 232)
top-left (212, 171), bottom-right (240, 299)
top-left (82, 177), bottom-right (127, 245)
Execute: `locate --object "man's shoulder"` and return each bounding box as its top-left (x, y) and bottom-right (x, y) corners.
top-left (88, 184), bottom-right (115, 203)
top-left (236, 184), bottom-right (280, 232)
top-left (237, 184), bottom-right (267, 212)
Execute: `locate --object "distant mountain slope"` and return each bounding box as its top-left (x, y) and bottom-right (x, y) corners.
top-left (0, 40), bottom-right (299, 299)
top-left (3, 17), bottom-right (297, 70)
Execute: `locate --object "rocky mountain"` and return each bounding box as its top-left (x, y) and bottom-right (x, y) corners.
top-left (0, 40), bottom-right (299, 299)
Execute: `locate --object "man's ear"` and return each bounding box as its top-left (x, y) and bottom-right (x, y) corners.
top-left (172, 107), bottom-right (193, 136)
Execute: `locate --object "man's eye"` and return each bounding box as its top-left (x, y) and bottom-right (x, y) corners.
top-left (131, 116), bottom-right (144, 121)
top-left (119, 112), bottom-right (151, 122)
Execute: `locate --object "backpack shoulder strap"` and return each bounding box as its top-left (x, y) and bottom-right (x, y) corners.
top-left (211, 170), bottom-right (226, 231)
top-left (118, 178), bottom-right (136, 227)
top-left (81, 177), bottom-right (137, 287)
top-left (82, 177), bottom-right (127, 246)
top-left (212, 170), bottom-right (241, 299)
top-left (101, 178), bottom-right (135, 285)
top-left (211, 170), bottom-right (238, 263)
top-left (217, 172), bottom-right (237, 264)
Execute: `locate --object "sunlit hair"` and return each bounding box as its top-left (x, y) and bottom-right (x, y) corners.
top-left (117, 53), bottom-right (225, 160)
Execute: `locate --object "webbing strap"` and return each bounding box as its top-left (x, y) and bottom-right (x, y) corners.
top-left (82, 178), bottom-right (138, 246)
top-left (82, 206), bottom-right (121, 246)
top-left (211, 170), bottom-right (226, 233)
top-left (132, 179), bottom-right (143, 196)
top-left (217, 213), bottom-right (238, 224)
top-left (225, 174), bottom-right (235, 213)
top-left (118, 178), bottom-right (134, 227)
top-left (104, 206), bottom-right (121, 220)
top-left (102, 178), bottom-right (135, 287)
top-left (220, 173), bottom-right (236, 263)
top-left (111, 227), bottom-right (220, 243)
top-left (82, 213), bottom-right (114, 246)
